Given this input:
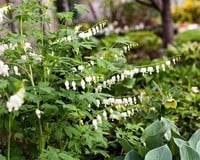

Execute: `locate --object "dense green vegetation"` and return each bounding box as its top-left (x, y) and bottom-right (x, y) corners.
top-left (0, 1), bottom-right (199, 160)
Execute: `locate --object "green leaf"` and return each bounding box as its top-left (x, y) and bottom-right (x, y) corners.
top-left (55, 12), bottom-right (74, 22)
top-left (122, 78), bottom-right (136, 89)
top-left (73, 4), bottom-right (89, 15)
top-left (38, 82), bottom-right (55, 94)
top-left (174, 138), bottom-right (188, 148)
top-left (63, 104), bottom-right (77, 111)
top-left (144, 145), bottom-right (172, 160)
top-left (118, 138), bottom-right (133, 153)
top-left (161, 117), bottom-right (180, 141)
top-left (180, 144), bottom-right (200, 160)
top-left (42, 104), bottom-right (59, 117)
top-left (141, 120), bottom-right (166, 149)
top-left (196, 141), bottom-right (200, 153)
top-left (0, 155), bottom-right (6, 160)
top-left (113, 156), bottom-right (124, 160)
top-left (0, 79), bottom-right (8, 89)
top-left (124, 149), bottom-right (143, 160)
top-left (188, 129), bottom-right (200, 151)
top-left (58, 153), bottom-right (75, 160)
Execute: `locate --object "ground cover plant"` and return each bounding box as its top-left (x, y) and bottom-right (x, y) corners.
top-left (0, 1), bottom-right (199, 160)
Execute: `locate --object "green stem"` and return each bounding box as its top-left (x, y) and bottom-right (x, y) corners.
top-left (28, 62), bottom-right (44, 152)
top-left (38, 117), bottom-right (44, 152)
top-left (7, 114), bottom-right (12, 160)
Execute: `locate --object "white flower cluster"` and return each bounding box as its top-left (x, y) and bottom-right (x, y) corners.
top-left (78, 21), bottom-right (107, 39)
top-left (22, 42), bottom-right (42, 62)
top-left (0, 43), bottom-right (17, 56)
top-left (72, 61), bottom-right (95, 73)
top-left (109, 108), bottom-right (134, 121)
top-left (53, 21), bottom-right (107, 44)
top-left (6, 87), bottom-right (25, 112)
top-left (92, 114), bottom-right (103, 130)
top-left (65, 75), bottom-right (98, 91)
top-left (0, 60), bottom-right (9, 77)
top-left (92, 108), bottom-right (135, 129)
top-left (119, 42), bottom-right (138, 55)
top-left (0, 5), bottom-right (11, 23)
top-left (96, 96), bottom-right (139, 108)
top-left (95, 58), bottom-right (179, 90)
top-left (0, 44), bottom-right (22, 76)
top-left (191, 86), bottom-right (199, 93)
top-left (72, 65), bottom-right (85, 73)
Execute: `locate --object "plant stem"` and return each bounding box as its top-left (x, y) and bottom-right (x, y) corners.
top-left (20, 16), bottom-right (23, 36)
top-left (38, 117), bottom-right (44, 152)
top-left (7, 114), bottom-right (12, 160)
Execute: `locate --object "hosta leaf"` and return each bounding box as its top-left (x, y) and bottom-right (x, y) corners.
top-left (180, 144), bottom-right (200, 160)
top-left (144, 145), bottom-right (172, 160)
top-left (124, 149), bottom-right (143, 160)
top-left (188, 129), bottom-right (200, 151)
top-left (113, 156), bottom-right (124, 160)
top-left (141, 120), bottom-right (166, 149)
top-left (161, 117), bottom-right (180, 141)
top-left (196, 141), bottom-right (200, 153)
top-left (174, 138), bottom-right (188, 148)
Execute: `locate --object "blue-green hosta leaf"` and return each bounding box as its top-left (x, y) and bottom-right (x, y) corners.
top-left (174, 138), bottom-right (188, 148)
top-left (113, 156), bottom-right (124, 160)
top-left (144, 145), bottom-right (172, 160)
top-left (141, 120), bottom-right (166, 149)
top-left (197, 141), bottom-right (200, 153)
top-left (188, 129), bottom-right (200, 151)
top-left (180, 144), bottom-right (200, 160)
top-left (161, 117), bottom-right (180, 141)
top-left (124, 149), bottom-right (143, 160)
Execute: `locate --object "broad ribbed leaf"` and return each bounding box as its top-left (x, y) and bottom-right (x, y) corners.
top-left (174, 138), bottom-right (188, 148)
top-left (188, 129), bottom-right (200, 151)
top-left (144, 145), bottom-right (172, 160)
top-left (141, 120), bottom-right (166, 149)
top-left (196, 141), bottom-right (200, 153)
top-left (124, 150), bottom-right (142, 160)
top-left (113, 156), bottom-right (124, 160)
top-left (161, 117), bottom-right (180, 141)
top-left (180, 144), bottom-right (200, 160)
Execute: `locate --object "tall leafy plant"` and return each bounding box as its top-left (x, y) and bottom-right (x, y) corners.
top-left (0, 1), bottom-right (191, 160)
